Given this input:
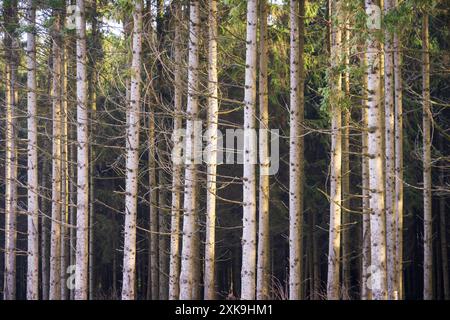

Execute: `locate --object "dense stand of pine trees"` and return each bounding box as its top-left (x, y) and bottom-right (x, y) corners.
top-left (0, 0), bottom-right (448, 300)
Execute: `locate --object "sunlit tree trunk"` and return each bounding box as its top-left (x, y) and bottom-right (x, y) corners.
top-left (422, 12), bottom-right (432, 301)
top-left (366, 0), bottom-right (387, 300)
top-left (169, 2), bottom-right (183, 300)
top-left (179, 0), bottom-right (200, 300)
top-left (289, 0), bottom-right (305, 300)
top-left (75, 0), bottom-right (90, 300)
top-left (49, 9), bottom-right (63, 300)
top-left (204, 0), bottom-right (219, 300)
top-left (257, 0), bottom-right (270, 301)
top-left (327, 0), bottom-right (342, 300)
top-left (26, 0), bottom-right (39, 300)
top-left (121, 0), bottom-right (143, 300)
top-left (240, 0), bottom-right (258, 300)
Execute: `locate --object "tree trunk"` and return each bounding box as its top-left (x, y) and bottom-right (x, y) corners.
top-left (60, 41), bottom-right (69, 301)
top-left (3, 0), bottom-right (18, 301)
top-left (361, 51), bottom-right (372, 300)
top-left (121, 0), bottom-right (142, 300)
top-left (383, 0), bottom-right (397, 300)
top-left (204, 0), bottom-right (219, 300)
top-left (393, 19), bottom-right (404, 300)
top-left (366, 0), bottom-right (387, 300)
top-left (422, 12), bottom-right (433, 301)
top-left (49, 9), bottom-right (62, 300)
top-left (75, 0), bottom-right (90, 300)
top-left (26, 0), bottom-right (39, 300)
top-left (327, 0), bottom-right (342, 300)
top-left (241, 0), bottom-right (258, 301)
top-left (342, 18), bottom-right (351, 299)
top-left (257, 0), bottom-right (271, 301)
top-left (168, 2), bottom-right (183, 300)
top-left (179, 0), bottom-right (200, 300)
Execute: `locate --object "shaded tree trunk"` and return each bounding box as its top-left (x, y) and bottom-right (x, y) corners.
top-left (257, 0), bottom-right (271, 301)
top-left (241, 0), bottom-right (258, 300)
top-left (422, 12), bottom-right (433, 301)
top-left (49, 9), bottom-right (62, 300)
top-left (121, 0), bottom-right (143, 300)
top-left (75, 0), bottom-right (90, 300)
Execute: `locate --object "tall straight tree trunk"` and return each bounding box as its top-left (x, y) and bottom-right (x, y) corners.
top-left (241, 0), bottom-right (258, 301)
top-left (179, 0), bottom-right (200, 300)
top-left (342, 19), bottom-right (351, 299)
top-left (393, 13), bottom-right (404, 300)
top-left (422, 12), bottom-right (433, 301)
top-left (121, 0), bottom-right (143, 300)
top-left (439, 140), bottom-right (449, 300)
top-left (384, 0), bottom-right (397, 300)
top-left (257, 0), bottom-right (270, 301)
top-left (3, 0), bottom-right (18, 301)
top-left (327, 0), bottom-right (342, 300)
top-left (289, 0), bottom-right (305, 300)
top-left (361, 51), bottom-right (372, 300)
top-left (366, 0), bottom-right (387, 300)
top-left (168, 2), bottom-right (183, 300)
top-left (26, 0), bottom-right (39, 300)
top-left (60, 42), bottom-right (70, 301)
top-left (41, 153), bottom-right (51, 300)
top-left (204, 0), bottom-right (219, 300)
top-left (49, 9), bottom-right (63, 300)
top-left (75, 0), bottom-right (90, 300)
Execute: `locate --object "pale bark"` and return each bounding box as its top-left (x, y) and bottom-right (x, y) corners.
top-left (289, 0), bottom-right (305, 300)
top-left (75, 0), bottom-right (90, 300)
top-left (41, 159), bottom-right (50, 300)
top-left (3, 0), bottom-right (18, 301)
top-left (257, 0), bottom-right (270, 301)
top-left (240, 0), bottom-right (258, 301)
top-left (204, 0), bottom-right (219, 300)
top-left (327, 0), bottom-right (342, 300)
top-left (342, 20), bottom-right (351, 298)
top-left (361, 51), bottom-right (372, 300)
top-left (49, 10), bottom-right (62, 300)
top-left (393, 19), bottom-right (404, 300)
top-left (179, 0), bottom-right (200, 300)
top-left (60, 43), bottom-right (69, 301)
top-left (383, 0), bottom-right (397, 300)
top-left (422, 13), bottom-right (433, 301)
top-left (169, 3), bottom-right (183, 300)
top-left (26, 0), bottom-right (39, 300)
top-left (121, 0), bottom-right (143, 300)
top-left (366, 0), bottom-right (387, 300)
